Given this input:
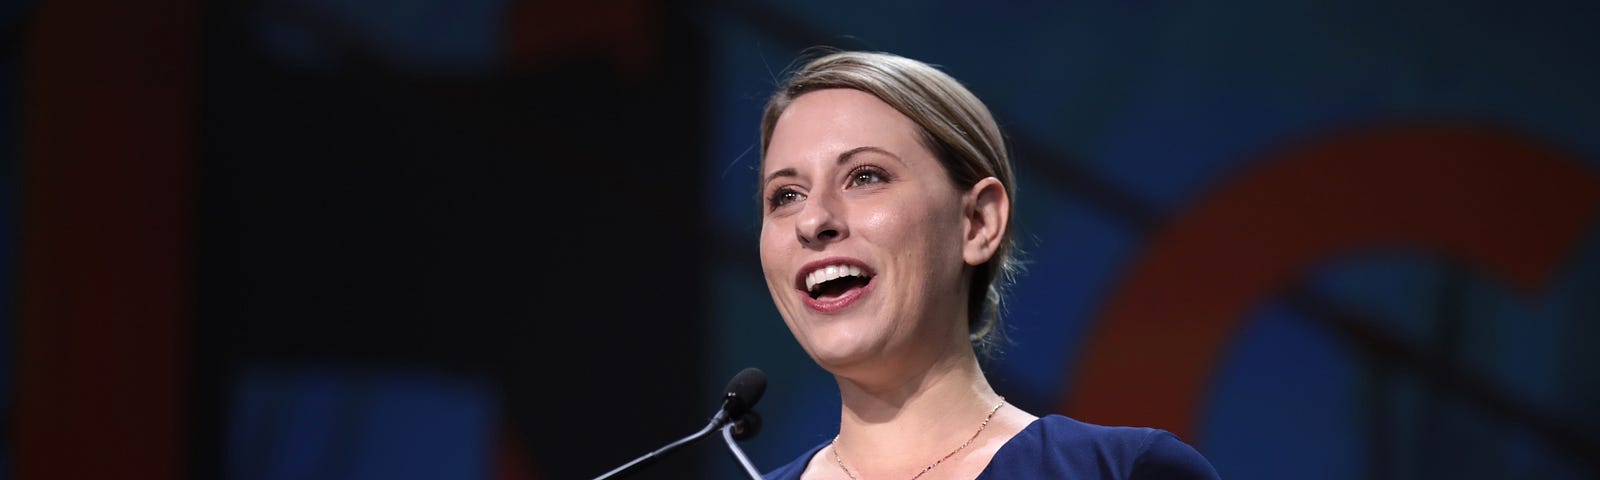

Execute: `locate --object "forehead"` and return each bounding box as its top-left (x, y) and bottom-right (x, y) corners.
top-left (763, 89), bottom-right (924, 169)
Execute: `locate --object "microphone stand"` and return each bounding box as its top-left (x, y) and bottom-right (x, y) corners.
top-left (592, 368), bottom-right (766, 479)
top-left (592, 411), bottom-right (725, 479)
top-left (720, 417), bottom-right (763, 479)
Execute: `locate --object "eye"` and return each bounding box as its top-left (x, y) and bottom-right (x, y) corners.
top-left (847, 166), bottom-right (890, 188)
top-left (768, 187), bottom-right (805, 210)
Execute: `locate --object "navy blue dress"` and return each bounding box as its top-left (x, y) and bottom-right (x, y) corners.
top-left (762, 414), bottom-right (1220, 479)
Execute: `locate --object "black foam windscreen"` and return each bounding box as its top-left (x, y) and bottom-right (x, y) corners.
top-left (722, 368), bottom-right (766, 418)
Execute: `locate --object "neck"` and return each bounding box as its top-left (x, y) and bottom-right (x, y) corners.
top-left (832, 348), bottom-right (1002, 475)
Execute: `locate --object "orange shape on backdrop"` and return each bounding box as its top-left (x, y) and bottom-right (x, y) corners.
top-left (1061, 124), bottom-right (1600, 443)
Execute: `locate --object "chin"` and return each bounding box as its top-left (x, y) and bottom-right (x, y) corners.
top-left (801, 328), bottom-right (887, 372)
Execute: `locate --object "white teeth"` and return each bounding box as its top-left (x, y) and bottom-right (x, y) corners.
top-left (805, 264), bottom-right (869, 293)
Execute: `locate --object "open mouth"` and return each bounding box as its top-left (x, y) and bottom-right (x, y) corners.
top-left (804, 264), bottom-right (874, 300)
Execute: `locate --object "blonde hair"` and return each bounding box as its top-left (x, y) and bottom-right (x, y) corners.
top-left (759, 49), bottom-right (1021, 357)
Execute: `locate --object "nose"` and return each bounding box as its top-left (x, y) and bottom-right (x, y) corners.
top-left (795, 192), bottom-right (846, 247)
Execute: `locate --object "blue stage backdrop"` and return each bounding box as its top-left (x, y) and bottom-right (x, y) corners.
top-left (702, 2), bottom-right (1600, 480)
top-left (4, 1), bottom-right (1598, 480)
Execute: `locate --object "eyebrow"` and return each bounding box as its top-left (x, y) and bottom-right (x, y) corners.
top-left (763, 146), bottom-right (902, 188)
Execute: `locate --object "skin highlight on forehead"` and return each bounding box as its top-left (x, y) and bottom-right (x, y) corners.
top-left (763, 89), bottom-right (928, 187)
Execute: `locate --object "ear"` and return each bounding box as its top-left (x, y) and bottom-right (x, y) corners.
top-left (961, 176), bottom-right (1010, 266)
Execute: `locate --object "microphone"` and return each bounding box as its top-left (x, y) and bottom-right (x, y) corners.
top-left (592, 368), bottom-right (767, 479)
top-left (717, 369), bottom-right (766, 478)
top-left (713, 367), bottom-right (767, 426)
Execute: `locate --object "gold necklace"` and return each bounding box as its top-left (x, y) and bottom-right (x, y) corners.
top-left (830, 398), bottom-right (1006, 480)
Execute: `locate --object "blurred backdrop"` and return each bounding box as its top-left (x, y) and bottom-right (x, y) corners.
top-left (5, 1), bottom-right (1600, 479)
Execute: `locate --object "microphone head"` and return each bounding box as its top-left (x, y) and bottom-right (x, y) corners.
top-left (722, 367), bottom-right (767, 417)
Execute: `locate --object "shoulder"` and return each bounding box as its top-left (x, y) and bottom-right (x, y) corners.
top-left (1128, 429), bottom-right (1222, 480)
top-left (981, 415), bottom-right (1220, 480)
top-left (762, 441), bottom-right (828, 480)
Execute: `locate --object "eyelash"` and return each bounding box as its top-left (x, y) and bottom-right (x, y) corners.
top-left (766, 165), bottom-right (894, 211)
top-left (847, 165), bottom-right (891, 187)
top-left (768, 188), bottom-right (802, 210)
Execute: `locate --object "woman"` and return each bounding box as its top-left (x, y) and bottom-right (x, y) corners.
top-left (756, 50), bottom-right (1220, 479)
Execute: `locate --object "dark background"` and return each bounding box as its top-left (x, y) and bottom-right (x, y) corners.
top-left (5, 1), bottom-right (1600, 479)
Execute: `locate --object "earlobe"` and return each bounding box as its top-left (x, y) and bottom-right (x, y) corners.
top-left (962, 177), bottom-right (1010, 266)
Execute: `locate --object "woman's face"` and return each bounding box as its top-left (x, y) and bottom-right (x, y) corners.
top-left (759, 88), bottom-right (972, 374)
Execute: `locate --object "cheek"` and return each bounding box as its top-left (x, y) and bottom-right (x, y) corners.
top-left (860, 195), bottom-right (960, 256)
top-left (758, 224), bottom-right (790, 288)
top-left (860, 209), bottom-right (910, 247)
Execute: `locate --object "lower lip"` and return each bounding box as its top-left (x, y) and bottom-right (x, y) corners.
top-left (801, 278), bottom-right (875, 313)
